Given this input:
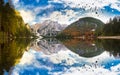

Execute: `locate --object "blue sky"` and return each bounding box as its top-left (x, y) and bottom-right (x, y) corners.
top-left (11, 0), bottom-right (120, 25)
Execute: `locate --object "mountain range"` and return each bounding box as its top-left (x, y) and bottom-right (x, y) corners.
top-left (31, 17), bottom-right (104, 38)
top-left (31, 20), bottom-right (67, 37)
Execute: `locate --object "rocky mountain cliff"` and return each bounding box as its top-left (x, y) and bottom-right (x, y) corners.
top-left (37, 20), bottom-right (67, 37)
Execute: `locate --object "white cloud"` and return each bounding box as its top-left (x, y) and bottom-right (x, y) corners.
top-left (80, 12), bottom-right (113, 23)
top-left (47, 51), bottom-right (120, 75)
top-left (57, 0), bottom-right (120, 12)
top-left (111, 64), bottom-right (120, 73)
top-left (12, 0), bottom-right (120, 26)
top-left (19, 51), bottom-right (35, 65)
top-left (34, 4), bottom-right (53, 14)
top-left (12, 0), bottom-right (19, 4)
top-left (48, 0), bottom-right (64, 4)
top-left (111, 3), bottom-right (120, 11)
top-left (36, 0), bottom-right (120, 25)
top-left (48, 51), bottom-right (114, 66)
top-left (56, 0), bottom-right (119, 10)
top-left (19, 10), bottom-right (35, 24)
top-left (49, 50), bottom-right (78, 65)
top-left (13, 0), bottom-right (120, 25)
top-left (60, 66), bottom-right (119, 75)
top-left (39, 9), bottom-right (113, 25)
top-left (40, 10), bottom-right (79, 25)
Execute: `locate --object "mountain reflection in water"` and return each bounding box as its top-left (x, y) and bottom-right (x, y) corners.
top-left (0, 38), bottom-right (120, 75)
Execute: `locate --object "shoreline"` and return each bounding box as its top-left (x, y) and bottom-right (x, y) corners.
top-left (97, 36), bottom-right (120, 39)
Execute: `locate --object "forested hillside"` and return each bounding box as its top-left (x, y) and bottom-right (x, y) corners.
top-left (57, 17), bottom-right (104, 39)
top-left (0, 0), bottom-right (33, 38)
top-left (103, 16), bottom-right (120, 36)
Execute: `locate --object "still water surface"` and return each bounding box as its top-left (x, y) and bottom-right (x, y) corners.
top-left (0, 38), bottom-right (120, 75)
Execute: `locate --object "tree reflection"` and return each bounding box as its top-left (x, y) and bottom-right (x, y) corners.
top-left (60, 38), bottom-right (104, 58)
top-left (0, 38), bottom-right (32, 75)
top-left (102, 39), bottom-right (120, 58)
top-left (60, 38), bottom-right (120, 58)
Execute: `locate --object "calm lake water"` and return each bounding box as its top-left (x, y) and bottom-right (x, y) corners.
top-left (0, 38), bottom-right (120, 75)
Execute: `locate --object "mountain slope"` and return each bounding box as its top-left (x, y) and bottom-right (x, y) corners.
top-left (61, 17), bottom-right (104, 37)
top-left (37, 20), bottom-right (67, 37)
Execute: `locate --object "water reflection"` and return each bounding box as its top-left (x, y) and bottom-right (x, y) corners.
top-left (31, 38), bottom-right (68, 55)
top-left (1, 38), bottom-right (120, 75)
top-left (60, 39), bottom-right (104, 57)
top-left (0, 38), bottom-right (32, 75)
top-left (102, 39), bottom-right (120, 58)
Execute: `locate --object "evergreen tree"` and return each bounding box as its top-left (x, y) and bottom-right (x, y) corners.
top-left (103, 16), bottom-right (120, 36)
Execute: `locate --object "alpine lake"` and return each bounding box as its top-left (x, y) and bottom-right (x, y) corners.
top-left (0, 38), bottom-right (120, 75)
